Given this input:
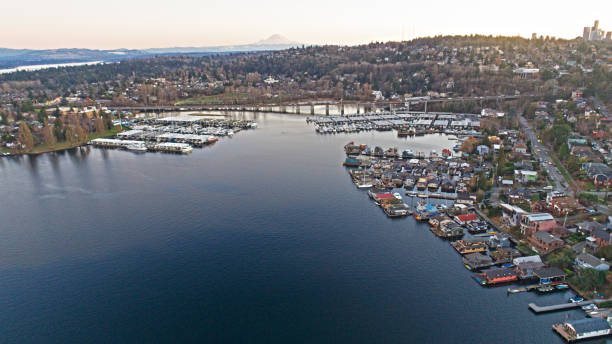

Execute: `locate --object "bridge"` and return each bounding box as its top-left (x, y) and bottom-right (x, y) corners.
top-left (108, 94), bottom-right (532, 115)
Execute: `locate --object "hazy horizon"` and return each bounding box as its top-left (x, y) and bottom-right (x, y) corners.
top-left (1, 0), bottom-right (611, 50)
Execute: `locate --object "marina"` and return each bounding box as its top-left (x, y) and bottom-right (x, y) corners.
top-left (89, 115), bottom-right (256, 153)
top-left (307, 111), bottom-right (482, 136)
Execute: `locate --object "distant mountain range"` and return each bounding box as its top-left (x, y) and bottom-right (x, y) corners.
top-left (0, 35), bottom-right (302, 69)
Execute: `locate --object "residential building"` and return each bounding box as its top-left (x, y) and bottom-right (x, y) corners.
top-left (514, 170), bottom-right (537, 184)
top-left (528, 231), bottom-right (564, 253)
top-left (575, 253), bottom-right (610, 271)
top-left (559, 318), bottom-right (611, 341)
top-left (590, 228), bottom-right (611, 247)
top-left (513, 143), bottom-right (528, 154)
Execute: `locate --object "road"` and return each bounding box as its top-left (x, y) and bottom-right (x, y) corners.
top-left (518, 115), bottom-right (568, 193)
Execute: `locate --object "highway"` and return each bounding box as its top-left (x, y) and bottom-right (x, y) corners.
top-left (518, 115), bottom-right (567, 193)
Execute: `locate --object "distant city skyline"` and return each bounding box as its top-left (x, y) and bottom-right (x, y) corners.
top-left (0, 0), bottom-right (610, 49)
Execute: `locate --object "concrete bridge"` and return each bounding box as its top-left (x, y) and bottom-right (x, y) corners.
top-left (108, 94), bottom-right (532, 115)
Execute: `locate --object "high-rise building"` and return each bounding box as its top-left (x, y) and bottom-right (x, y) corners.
top-left (583, 20), bottom-right (606, 41)
top-left (531, 33), bottom-right (537, 40)
top-left (584, 27), bottom-right (591, 41)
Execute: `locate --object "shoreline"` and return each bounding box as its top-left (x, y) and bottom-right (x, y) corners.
top-left (2, 128), bottom-right (120, 157)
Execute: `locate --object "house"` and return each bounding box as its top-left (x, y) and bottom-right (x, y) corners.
top-left (590, 228), bottom-right (611, 247)
top-left (513, 143), bottom-right (528, 154)
top-left (582, 163), bottom-right (612, 179)
top-left (481, 268), bottom-right (517, 284)
top-left (528, 231), bottom-right (564, 253)
top-left (558, 318), bottom-right (611, 341)
top-left (576, 221), bottom-right (605, 234)
top-left (533, 266), bottom-right (567, 284)
top-left (454, 213), bottom-right (478, 225)
top-left (575, 253), bottom-right (610, 271)
top-left (508, 188), bottom-right (531, 204)
top-left (500, 203), bottom-right (526, 226)
top-left (514, 170), bottom-right (537, 184)
top-left (456, 192), bottom-right (476, 205)
top-left (572, 241), bottom-right (598, 255)
top-left (550, 197), bottom-right (582, 216)
top-left (520, 213), bottom-right (556, 236)
top-left (476, 145), bottom-right (490, 156)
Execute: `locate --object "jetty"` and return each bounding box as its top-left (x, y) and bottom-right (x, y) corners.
top-left (528, 299), bottom-right (610, 313)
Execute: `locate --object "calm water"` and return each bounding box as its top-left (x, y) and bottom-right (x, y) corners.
top-left (0, 113), bottom-right (605, 343)
top-left (0, 61), bottom-right (104, 75)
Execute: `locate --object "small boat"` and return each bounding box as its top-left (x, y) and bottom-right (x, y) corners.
top-left (393, 193), bottom-right (402, 200)
top-left (126, 143), bottom-right (147, 152)
top-left (402, 149), bottom-right (414, 159)
top-left (356, 182), bottom-right (373, 189)
top-left (536, 285), bottom-right (555, 293)
top-left (556, 284), bottom-right (569, 290)
top-left (582, 304), bottom-right (598, 311)
top-left (569, 297), bottom-right (584, 303)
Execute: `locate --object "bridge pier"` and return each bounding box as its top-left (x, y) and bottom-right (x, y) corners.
top-left (424, 101), bottom-right (427, 113)
top-left (325, 104), bottom-right (329, 116)
top-left (296, 104), bottom-right (300, 114)
top-left (340, 101), bottom-right (344, 115)
top-left (310, 103), bottom-right (315, 115)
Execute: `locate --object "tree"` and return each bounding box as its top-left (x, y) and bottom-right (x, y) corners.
top-left (17, 121), bottom-right (34, 151)
top-left (597, 246), bottom-right (612, 261)
top-left (41, 122), bottom-right (56, 146)
top-left (53, 117), bottom-right (64, 141)
top-left (94, 117), bottom-right (105, 134)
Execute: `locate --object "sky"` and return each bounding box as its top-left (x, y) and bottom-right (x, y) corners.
top-left (1, 0), bottom-right (611, 49)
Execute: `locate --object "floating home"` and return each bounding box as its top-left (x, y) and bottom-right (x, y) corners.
top-left (553, 318), bottom-right (611, 342)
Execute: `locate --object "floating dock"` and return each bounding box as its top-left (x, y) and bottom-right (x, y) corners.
top-left (528, 299), bottom-right (609, 313)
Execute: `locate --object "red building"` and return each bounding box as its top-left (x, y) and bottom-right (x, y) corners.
top-left (528, 231), bottom-right (565, 254)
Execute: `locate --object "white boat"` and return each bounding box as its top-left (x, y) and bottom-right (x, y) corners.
top-left (356, 182), bottom-right (373, 189)
top-left (393, 192), bottom-right (402, 200)
top-left (126, 142), bottom-right (147, 152)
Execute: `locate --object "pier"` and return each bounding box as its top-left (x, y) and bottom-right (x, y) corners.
top-left (528, 299), bottom-right (610, 313)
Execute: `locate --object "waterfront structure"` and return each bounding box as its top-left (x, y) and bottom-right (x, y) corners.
top-left (533, 267), bottom-right (566, 284)
top-left (554, 318), bottom-right (611, 341)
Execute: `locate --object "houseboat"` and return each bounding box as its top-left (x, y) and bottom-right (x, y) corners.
top-left (473, 268), bottom-right (518, 286)
top-left (451, 240), bottom-right (488, 255)
top-left (416, 178), bottom-right (427, 191)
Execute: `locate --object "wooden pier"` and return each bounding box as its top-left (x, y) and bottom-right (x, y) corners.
top-left (528, 299), bottom-right (610, 313)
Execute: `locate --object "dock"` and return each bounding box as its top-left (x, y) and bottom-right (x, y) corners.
top-left (528, 299), bottom-right (610, 313)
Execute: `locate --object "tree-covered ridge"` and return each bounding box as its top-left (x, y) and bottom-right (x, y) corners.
top-left (1, 35), bottom-right (610, 107)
